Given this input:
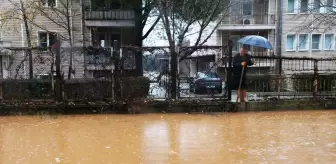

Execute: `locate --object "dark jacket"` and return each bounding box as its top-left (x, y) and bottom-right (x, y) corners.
top-left (232, 53), bottom-right (254, 75)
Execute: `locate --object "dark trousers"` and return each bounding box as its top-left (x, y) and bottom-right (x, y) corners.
top-left (231, 74), bottom-right (247, 90)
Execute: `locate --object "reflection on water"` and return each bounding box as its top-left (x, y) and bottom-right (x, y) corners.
top-left (0, 111), bottom-right (335, 164)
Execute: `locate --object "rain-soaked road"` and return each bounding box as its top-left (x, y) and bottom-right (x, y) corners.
top-left (0, 110), bottom-right (335, 164)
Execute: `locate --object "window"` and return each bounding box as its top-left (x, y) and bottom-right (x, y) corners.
top-left (311, 34), bottom-right (322, 50)
top-left (299, 34), bottom-right (309, 51)
top-left (324, 34), bottom-right (335, 50)
top-left (242, 1), bottom-right (252, 15)
top-left (326, 0), bottom-right (334, 12)
top-left (230, 2), bottom-right (241, 15)
top-left (44, 0), bottom-right (56, 7)
top-left (286, 34), bottom-right (296, 51)
top-left (38, 31), bottom-right (57, 48)
top-left (313, 0), bottom-right (321, 13)
top-left (300, 0), bottom-right (309, 13)
top-left (288, 0), bottom-right (295, 13)
top-left (231, 36), bottom-right (240, 52)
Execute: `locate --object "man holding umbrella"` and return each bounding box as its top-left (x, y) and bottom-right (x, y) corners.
top-left (232, 45), bottom-right (253, 102)
top-left (232, 35), bottom-right (273, 102)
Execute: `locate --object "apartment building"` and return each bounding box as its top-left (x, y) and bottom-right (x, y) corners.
top-left (0, 0), bottom-right (142, 79)
top-left (217, 0), bottom-right (276, 55)
top-left (215, 0), bottom-right (276, 75)
top-left (283, 0), bottom-right (336, 58)
top-left (216, 0), bottom-right (335, 73)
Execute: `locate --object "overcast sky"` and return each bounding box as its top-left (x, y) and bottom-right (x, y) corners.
top-left (143, 17), bottom-right (219, 47)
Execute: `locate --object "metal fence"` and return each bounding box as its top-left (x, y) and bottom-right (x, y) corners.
top-left (0, 45), bottom-right (335, 102)
top-left (237, 56), bottom-right (336, 101)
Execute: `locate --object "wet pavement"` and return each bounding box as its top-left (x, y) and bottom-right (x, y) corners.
top-left (0, 110), bottom-right (335, 164)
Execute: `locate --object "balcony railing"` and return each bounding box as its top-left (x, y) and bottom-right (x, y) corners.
top-left (221, 14), bottom-right (276, 25)
top-left (85, 48), bottom-right (112, 65)
top-left (85, 9), bottom-right (135, 20)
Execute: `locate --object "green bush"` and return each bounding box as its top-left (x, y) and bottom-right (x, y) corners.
top-left (2, 79), bottom-right (52, 100)
top-left (122, 76), bottom-right (150, 100)
top-left (64, 79), bottom-right (112, 101)
top-left (1, 76), bottom-right (150, 101)
top-left (63, 76), bottom-right (150, 101)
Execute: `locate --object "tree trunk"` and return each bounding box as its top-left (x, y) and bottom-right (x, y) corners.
top-left (67, 46), bottom-right (73, 79)
top-left (67, 4), bottom-right (73, 79)
top-left (170, 50), bottom-right (178, 99)
top-left (0, 55), bottom-right (3, 79)
top-left (52, 40), bottom-right (62, 101)
top-left (81, 1), bottom-right (88, 78)
top-left (20, 0), bottom-right (33, 79)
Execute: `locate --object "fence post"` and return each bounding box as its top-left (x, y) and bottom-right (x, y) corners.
top-left (51, 39), bottom-right (63, 101)
top-left (120, 47), bottom-right (124, 100)
top-left (0, 55), bottom-right (2, 100)
top-left (313, 59), bottom-right (318, 100)
top-left (113, 40), bottom-right (121, 101)
top-left (277, 56), bottom-right (282, 100)
top-left (227, 40), bottom-right (233, 101)
top-left (111, 47), bottom-right (115, 100)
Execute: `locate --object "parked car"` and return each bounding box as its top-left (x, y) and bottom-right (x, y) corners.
top-left (189, 72), bottom-right (223, 94)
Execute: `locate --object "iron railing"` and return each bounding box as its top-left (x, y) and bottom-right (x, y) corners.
top-left (85, 9), bottom-right (135, 20)
top-left (1, 45), bottom-right (336, 102)
top-left (221, 14), bottom-right (276, 25)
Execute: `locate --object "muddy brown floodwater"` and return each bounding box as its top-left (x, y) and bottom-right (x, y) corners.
top-left (0, 110), bottom-right (335, 164)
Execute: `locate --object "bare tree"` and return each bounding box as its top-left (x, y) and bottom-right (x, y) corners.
top-left (141, 0), bottom-right (162, 41)
top-left (291, 1), bottom-right (336, 33)
top-left (1, 0), bottom-right (41, 79)
top-left (35, 0), bottom-right (79, 79)
top-left (155, 0), bottom-right (231, 98)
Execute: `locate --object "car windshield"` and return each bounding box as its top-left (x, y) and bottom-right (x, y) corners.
top-left (197, 72), bottom-right (219, 78)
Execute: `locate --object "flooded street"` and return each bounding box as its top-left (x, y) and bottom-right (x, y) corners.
top-left (0, 111), bottom-right (335, 164)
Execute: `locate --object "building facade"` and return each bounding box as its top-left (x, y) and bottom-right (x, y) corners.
top-left (216, 0), bottom-right (336, 74)
top-left (0, 0), bottom-right (142, 79)
top-left (282, 0), bottom-right (336, 58)
top-left (218, 0), bottom-right (276, 56)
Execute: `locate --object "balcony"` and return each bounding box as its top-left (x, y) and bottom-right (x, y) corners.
top-left (219, 14), bottom-right (276, 30)
top-left (84, 8), bottom-right (135, 27)
top-left (85, 9), bottom-right (135, 21)
top-left (222, 14), bottom-right (275, 25)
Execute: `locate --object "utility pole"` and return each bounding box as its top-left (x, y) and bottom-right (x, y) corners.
top-left (275, 0), bottom-right (283, 74)
top-left (275, 0), bottom-right (283, 99)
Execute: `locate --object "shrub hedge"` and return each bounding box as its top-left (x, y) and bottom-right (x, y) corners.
top-left (1, 76), bottom-right (150, 101)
